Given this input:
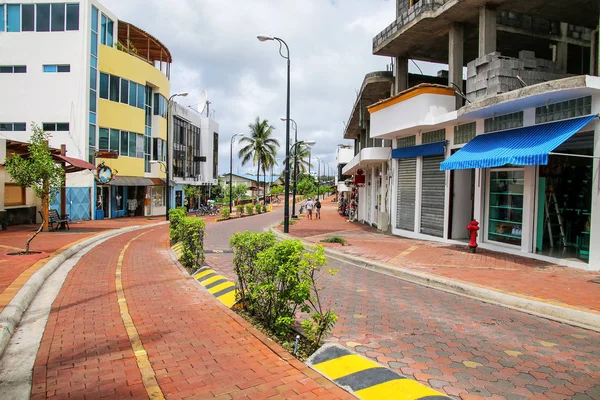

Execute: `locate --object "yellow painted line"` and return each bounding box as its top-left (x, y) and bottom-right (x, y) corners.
top-left (313, 354), bottom-right (379, 380)
top-left (217, 290), bottom-right (237, 307)
top-left (388, 244), bottom-right (420, 264)
top-left (201, 275), bottom-right (227, 286)
top-left (207, 281), bottom-right (235, 295)
top-left (194, 269), bottom-right (215, 280)
top-left (355, 378), bottom-right (444, 400)
top-left (116, 230), bottom-right (165, 400)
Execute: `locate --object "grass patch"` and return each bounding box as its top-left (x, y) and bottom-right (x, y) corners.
top-left (280, 220), bottom-right (295, 226)
top-left (320, 236), bottom-right (345, 246)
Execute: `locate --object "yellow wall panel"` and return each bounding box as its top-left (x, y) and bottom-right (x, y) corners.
top-left (98, 100), bottom-right (145, 133)
top-left (97, 156), bottom-right (145, 177)
top-left (157, 117), bottom-right (166, 140)
top-left (99, 45), bottom-right (170, 98)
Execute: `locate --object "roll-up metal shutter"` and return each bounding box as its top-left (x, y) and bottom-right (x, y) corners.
top-left (421, 155), bottom-right (445, 237)
top-left (396, 158), bottom-right (416, 231)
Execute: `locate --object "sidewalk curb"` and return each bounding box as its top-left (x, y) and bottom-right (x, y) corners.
top-left (0, 222), bottom-right (168, 358)
top-left (272, 229), bottom-right (600, 333)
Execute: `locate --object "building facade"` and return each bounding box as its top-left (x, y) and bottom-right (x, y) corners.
top-left (0, 0), bottom-right (171, 221)
top-left (170, 102), bottom-right (219, 209)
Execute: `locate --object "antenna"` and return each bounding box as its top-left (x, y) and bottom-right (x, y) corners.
top-left (197, 89), bottom-right (209, 115)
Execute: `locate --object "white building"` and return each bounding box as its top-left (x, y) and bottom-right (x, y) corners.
top-left (0, 0), bottom-right (172, 222)
top-left (335, 144), bottom-right (353, 194)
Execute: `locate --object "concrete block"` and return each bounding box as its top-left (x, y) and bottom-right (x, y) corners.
top-left (523, 59), bottom-right (537, 69)
top-left (519, 50), bottom-right (536, 60)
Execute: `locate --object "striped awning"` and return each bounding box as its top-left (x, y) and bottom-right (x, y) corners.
top-left (440, 115), bottom-right (597, 171)
top-left (392, 141), bottom-right (445, 159)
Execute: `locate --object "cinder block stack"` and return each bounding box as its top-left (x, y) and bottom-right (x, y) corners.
top-left (466, 51), bottom-right (569, 103)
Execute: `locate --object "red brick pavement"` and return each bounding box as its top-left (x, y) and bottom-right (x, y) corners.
top-left (32, 224), bottom-right (351, 399)
top-left (281, 196), bottom-right (600, 313)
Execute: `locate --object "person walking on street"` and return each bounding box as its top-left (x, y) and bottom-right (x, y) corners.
top-left (305, 198), bottom-right (314, 220)
top-left (315, 198), bottom-right (321, 219)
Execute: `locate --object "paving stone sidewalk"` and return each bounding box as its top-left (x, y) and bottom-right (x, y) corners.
top-left (281, 196), bottom-right (600, 314)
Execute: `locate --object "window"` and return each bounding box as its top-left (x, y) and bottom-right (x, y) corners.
top-left (66, 4), bottom-right (79, 31)
top-left (152, 187), bottom-right (164, 207)
top-left (43, 65), bottom-right (70, 73)
top-left (13, 65), bottom-right (26, 73)
top-left (100, 14), bottom-right (114, 46)
top-left (153, 94), bottom-right (168, 118)
top-left (152, 138), bottom-right (165, 161)
top-left (109, 75), bottom-right (119, 102)
top-left (535, 96), bottom-right (592, 124)
top-left (129, 133), bottom-right (136, 157)
top-left (100, 14), bottom-right (107, 44)
top-left (137, 85), bottom-right (145, 109)
top-left (5, 184), bottom-right (26, 207)
top-left (120, 131), bottom-right (129, 155)
top-left (120, 79), bottom-right (129, 104)
top-left (90, 66), bottom-right (97, 89)
top-left (129, 82), bottom-right (137, 107)
top-left (51, 3), bottom-right (65, 32)
top-left (485, 111), bottom-right (523, 133)
top-left (89, 124), bottom-right (96, 163)
top-left (422, 129), bottom-right (445, 144)
top-left (42, 123), bottom-right (55, 131)
top-left (136, 134), bottom-right (144, 158)
top-left (98, 128), bottom-right (109, 151)
top-left (213, 132), bottom-right (219, 179)
top-left (91, 31), bottom-right (98, 57)
top-left (22, 4), bottom-right (34, 32)
top-left (7, 4), bottom-right (21, 32)
top-left (397, 136), bottom-right (416, 148)
top-left (0, 5), bottom-right (4, 32)
top-left (99, 73), bottom-right (108, 99)
top-left (56, 123), bottom-right (69, 131)
top-left (42, 123), bottom-right (69, 131)
top-left (454, 122), bottom-right (476, 145)
top-left (0, 123), bottom-right (26, 131)
top-left (91, 6), bottom-right (98, 32)
top-left (0, 66), bottom-right (27, 74)
top-left (36, 4), bottom-right (50, 32)
top-left (110, 129), bottom-right (119, 152)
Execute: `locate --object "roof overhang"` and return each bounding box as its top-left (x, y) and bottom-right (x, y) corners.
top-left (342, 147), bottom-right (391, 175)
top-left (344, 71), bottom-right (394, 140)
top-left (118, 20), bottom-right (172, 64)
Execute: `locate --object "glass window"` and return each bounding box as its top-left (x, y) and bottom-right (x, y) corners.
top-left (42, 123), bottom-right (56, 131)
top-left (89, 124), bottom-right (96, 146)
top-left (152, 138), bottom-right (159, 160)
top-left (56, 123), bottom-right (69, 131)
top-left (0, 123), bottom-right (12, 131)
top-left (13, 66), bottom-right (26, 73)
top-left (115, 186), bottom-right (124, 211)
top-left (137, 85), bottom-right (145, 109)
top-left (99, 73), bottom-right (108, 99)
top-left (89, 90), bottom-right (97, 112)
top-left (109, 75), bottom-right (119, 102)
top-left (43, 65), bottom-right (57, 73)
top-left (120, 79), bottom-right (129, 104)
top-left (136, 134), bottom-right (144, 158)
top-left (5, 184), bottom-right (26, 207)
top-left (51, 3), bottom-right (65, 32)
top-left (98, 128), bottom-right (109, 151)
top-left (57, 65), bottom-right (70, 73)
top-left (91, 6), bottom-right (98, 33)
top-left (90, 67), bottom-right (97, 89)
top-left (0, 66), bottom-right (13, 73)
top-left (66, 4), bottom-right (79, 31)
top-left (106, 19), bottom-right (113, 47)
top-left (100, 14), bottom-right (107, 45)
top-left (7, 4), bottom-right (21, 32)
top-left (36, 4), bottom-right (50, 32)
top-left (129, 82), bottom-right (137, 107)
top-left (22, 4), bottom-right (34, 32)
top-left (488, 169), bottom-right (524, 246)
top-left (90, 55), bottom-right (97, 68)
top-left (89, 112), bottom-right (96, 124)
top-left (128, 133), bottom-right (136, 157)
top-left (0, 5), bottom-right (4, 32)
top-left (91, 31), bottom-right (98, 57)
top-left (13, 123), bottom-right (26, 131)
top-left (120, 131), bottom-right (129, 155)
top-left (110, 129), bottom-right (119, 152)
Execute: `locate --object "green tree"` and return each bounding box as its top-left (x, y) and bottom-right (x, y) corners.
top-left (290, 143), bottom-right (312, 176)
top-left (239, 117), bottom-right (279, 203)
top-left (5, 123), bottom-right (65, 252)
top-left (297, 176), bottom-right (316, 196)
top-left (211, 176), bottom-right (224, 199)
top-left (182, 184), bottom-right (201, 209)
top-left (224, 183), bottom-right (248, 204)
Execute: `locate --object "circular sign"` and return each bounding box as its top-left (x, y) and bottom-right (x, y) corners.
top-left (97, 165), bottom-right (114, 184)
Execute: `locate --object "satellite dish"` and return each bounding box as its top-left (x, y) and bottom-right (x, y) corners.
top-left (197, 89), bottom-right (208, 114)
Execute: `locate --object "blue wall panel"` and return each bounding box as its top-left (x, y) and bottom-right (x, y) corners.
top-left (50, 187), bottom-right (91, 221)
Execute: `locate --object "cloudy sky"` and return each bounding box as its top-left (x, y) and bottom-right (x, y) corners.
top-left (101, 0), bottom-right (436, 176)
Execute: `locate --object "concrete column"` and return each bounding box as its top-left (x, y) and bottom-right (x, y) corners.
top-left (556, 22), bottom-right (569, 73)
top-left (395, 56), bottom-right (409, 95)
top-left (478, 5), bottom-right (496, 57)
top-left (449, 23), bottom-right (464, 109)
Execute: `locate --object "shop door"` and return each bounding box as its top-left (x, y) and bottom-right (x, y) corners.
top-left (420, 155), bottom-right (445, 237)
top-left (396, 158), bottom-right (416, 231)
top-left (96, 186), bottom-right (110, 219)
top-left (366, 173), bottom-right (372, 223)
top-left (374, 167), bottom-right (381, 226)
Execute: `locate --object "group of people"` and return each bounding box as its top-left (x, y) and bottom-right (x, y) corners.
top-left (304, 198), bottom-right (322, 220)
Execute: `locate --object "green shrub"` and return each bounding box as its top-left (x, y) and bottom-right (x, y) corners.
top-left (245, 204), bottom-right (254, 215)
top-left (236, 204), bottom-right (244, 216)
top-left (179, 217), bottom-right (205, 269)
top-left (320, 236), bottom-right (345, 246)
top-left (221, 208), bottom-right (230, 219)
top-left (262, 205), bottom-right (267, 213)
top-left (168, 207), bottom-right (187, 243)
top-left (256, 204), bottom-right (262, 214)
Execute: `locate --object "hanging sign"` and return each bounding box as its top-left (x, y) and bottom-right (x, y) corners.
top-left (95, 162), bottom-right (116, 184)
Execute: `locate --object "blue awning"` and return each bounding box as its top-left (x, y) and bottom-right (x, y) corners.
top-left (440, 115), bottom-right (597, 171)
top-left (392, 141), bottom-right (445, 159)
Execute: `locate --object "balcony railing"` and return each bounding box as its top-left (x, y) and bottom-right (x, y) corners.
top-left (373, 0), bottom-right (450, 51)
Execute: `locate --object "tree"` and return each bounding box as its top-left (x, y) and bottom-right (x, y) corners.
top-left (5, 123), bottom-right (64, 253)
top-left (290, 143), bottom-right (312, 176)
top-left (224, 183), bottom-right (249, 204)
top-left (239, 117), bottom-right (279, 204)
top-left (297, 176), bottom-right (316, 196)
top-left (182, 185), bottom-right (201, 209)
top-left (211, 176), bottom-right (224, 199)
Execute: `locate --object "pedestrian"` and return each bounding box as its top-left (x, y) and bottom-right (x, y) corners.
top-left (305, 198), bottom-right (314, 220)
top-left (315, 198), bottom-right (321, 219)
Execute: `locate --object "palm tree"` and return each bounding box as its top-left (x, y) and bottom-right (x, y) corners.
top-left (290, 143), bottom-right (312, 177)
top-left (239, 117), bottom-right (280, 204)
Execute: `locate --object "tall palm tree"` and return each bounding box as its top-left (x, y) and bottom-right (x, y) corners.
top-left (290, 143), bottom-right (312, 176)
top-left (238, 117), bottom-right (279, 203)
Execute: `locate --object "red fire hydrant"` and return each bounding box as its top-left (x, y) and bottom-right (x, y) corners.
top-left (466, 220), bottom-right (480, 253)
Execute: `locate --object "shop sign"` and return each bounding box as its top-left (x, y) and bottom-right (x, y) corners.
top-left (95, 162), bottom-right (116, 184)
top-left (354, 169), bottom-right (365, 186)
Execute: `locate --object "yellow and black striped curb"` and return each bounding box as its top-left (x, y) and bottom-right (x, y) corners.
top-left (192, 267), bottom-right (238, 308)
top-left (171, 242), bottom-right (183, 259)
top-left (307, 344), bottom-right (452, 400)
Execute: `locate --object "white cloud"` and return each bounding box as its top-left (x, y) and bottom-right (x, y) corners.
top-left (99, 0), bottom-right (398, 174)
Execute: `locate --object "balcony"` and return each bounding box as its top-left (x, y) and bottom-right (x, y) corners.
top-left (342, 147), bottom-right (391, 175)
top-left (117, 21), bottom-right (172, 79)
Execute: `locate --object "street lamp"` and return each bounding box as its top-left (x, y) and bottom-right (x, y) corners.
top-left (315, 156), bottom-right (322, 200)
top-left (258, 33), bottom-right (291, 233)
top-left (229, 133), bottom-right (245, 213)
top-left (166, 92), bottom-right (188, 221)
